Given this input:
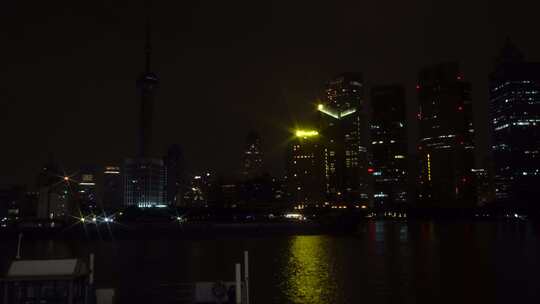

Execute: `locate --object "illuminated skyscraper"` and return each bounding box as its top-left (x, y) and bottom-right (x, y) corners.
top-left (490, 39), bottom-right (540, 207)
top-left (241, 132), bottom-right (263, 179)
top-left (123, 158), bottom-right (166, 208)
top-left (318, 73), bottom-right (370, 205)
top-left (417, 62), bottom-right (476, 208)
top-left (370, 85), bottom-right (408, 210)
top-left (123, 4), bottom-right (166, 208)
top-left (286, 129), bottom-right (325, 205)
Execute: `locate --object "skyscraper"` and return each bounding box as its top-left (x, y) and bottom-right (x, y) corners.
top-left (286, 129), bottom-right (325, 206)
top-left (36, 159), bottom-right (73, 220)
top-left (123, 4), bottom-right (166, 208)
top-left (123, 158), bottom-right (166, 208)
top-left (165, 144), bottom-right (185, 206)
top-left (77, 166), bottom-right (98, 212)
top-left (102, 166), bottom-right (122, 210)
top-left (137, 11), bottom-right (159, 159)
top-left (417, 62), bottom-right (476, 208)
top-left (370, 85), bottom-right (408, 210)
top-left (240, 132), bottom-right (263, 179)
top-left (318, 73), bottom-right (370, 205)
top-left (490, 39), bottom-right (540, 207)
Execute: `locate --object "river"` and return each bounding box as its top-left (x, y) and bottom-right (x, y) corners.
top-left (1, 220), bottom-right (539, 303)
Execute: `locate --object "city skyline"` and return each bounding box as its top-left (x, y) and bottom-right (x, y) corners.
top-left (3, 1), bottom-right (540, 186)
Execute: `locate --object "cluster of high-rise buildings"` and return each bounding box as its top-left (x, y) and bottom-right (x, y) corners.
top-left (3, 37), bottom-right (539, 221)
top-left (286, 40), bottom-right (540, 212)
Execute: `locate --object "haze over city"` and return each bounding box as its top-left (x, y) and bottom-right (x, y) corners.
top-left (3, 0), bottom-right (540, 185)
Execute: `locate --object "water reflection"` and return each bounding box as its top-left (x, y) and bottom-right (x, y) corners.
top-left (399, 224), bottom-right (408, 242)
top-left (281, 236), bottom-right (339, 304)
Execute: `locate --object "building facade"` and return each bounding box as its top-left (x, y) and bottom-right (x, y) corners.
top-left (490, 40), bottom-right (540, 208)
top-left (165, 144), bottom-right (185, 207)
top-left (417, 62), bottom-right (477, 208)
top-left (318, 73), bottom-right (370, 205)
top-left (102, 166), bottom-right (122, 210)
top-left (240, 132), bottom-right (263, 180)
top-left (370, 85), bottom-right (408, 210)
top-left (286, 129), bottom-right (325, 206)
top-left (77, 166), bottom-right (98, 212)
top-left (36, 158), bottom-right (74, 219)
top-left (123, 158), bottom-right (166, 208)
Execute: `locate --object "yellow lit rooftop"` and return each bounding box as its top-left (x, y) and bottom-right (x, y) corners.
top-left (295, 130), bottom-right (319, 138)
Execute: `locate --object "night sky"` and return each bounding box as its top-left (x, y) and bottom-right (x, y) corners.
top-left (2, 0), bottom-right (540, 187)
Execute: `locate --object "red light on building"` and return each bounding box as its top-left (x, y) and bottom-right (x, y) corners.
top-left (458, 106), bottom-right (463, 111)
top-left (367, 168), bottom-right (374, 174)
top-left (462, 177), bottom-right (467, 183)
top-left (417, 112), bottom-right (422, 119)
top-left (416, 85), bottom-right (421, 90)
top-left (457, 75), bottom-right (462, 80)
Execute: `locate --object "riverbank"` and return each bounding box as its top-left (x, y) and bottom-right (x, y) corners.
top-left (0, 221), bottom-right (327, 240)
top-left (1, 216), bottom-right (532, 240)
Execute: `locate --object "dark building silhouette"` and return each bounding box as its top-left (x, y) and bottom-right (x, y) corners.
top-left (240, 132), bottom-right (263, 179)
top-left (0, 186), bottom-right (25, 220)
top-left (490, 39), bottom-right (540, 208)
top-left (123, 5), bottom-right (166, 208)
top-left (36, 156), bottom-right (73, 219)
top-left (102, 166), bottom-right (122, 210)
top-left (137, 13), bottom-right (159, 159)
top-left (77, 165), bottom-right (98, 212)
top-left (238, 174), bottom-right (274, 208)
top-left (286, 129), bottom-right (325, 206)
top-left (318, 73), bottom-right (370, 205)
top-left (165, 144), bottom-right (185, 206)
top-left (370, 85), bottom-right (408, 210)
top-left (183, 172), bottom-right (213, 208)
top-left (270, 176), bottom-right (287, 205)
top-left (417, 63), bottom-right (477, 208)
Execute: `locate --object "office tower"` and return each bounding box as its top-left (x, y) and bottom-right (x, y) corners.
top-left (286, 129), bottom-right (325, 206)
top-left (271, 176), bottom-right (287, 205)
top-left (318, 73), bottom-right (370, 205)
top-left (240, 132), bottom-right (263, 179)
top-left (123, 158), bottom-right (166, 208)
top-left (490, 39), bottom-right (540, 207)
top-left (165, 144), bottom-right (185, 207)
top-left (183, 172), bottom-right (213, 208)
top-left (0, 186), bottom-right (25, 220)
top-left (417, 62), bottom-right (476, 208)
top-left (77, 166), bottom-right (98, 211)
top-left (370, 85), bottom-right (408, 210)
top-left (123, 5), bottom-right (166, 208)
top-left (238, 173), bottom-right (273, 208)
top-left (103, 166), bottom-right (122, 210)
top-left (36, 157), bottom-right (73, 219)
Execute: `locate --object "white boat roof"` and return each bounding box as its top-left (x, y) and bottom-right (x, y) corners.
top-left (5, 258), bottom-right (87, 279)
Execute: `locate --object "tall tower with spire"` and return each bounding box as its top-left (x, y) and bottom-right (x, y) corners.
top-left (123, 1), bottom-right (166, 208)
top-left (137, 2), bottom-right (159, 158)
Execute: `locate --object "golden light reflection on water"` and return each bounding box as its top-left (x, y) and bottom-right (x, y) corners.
top-left (282, 236), bottom-right (338, 304)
